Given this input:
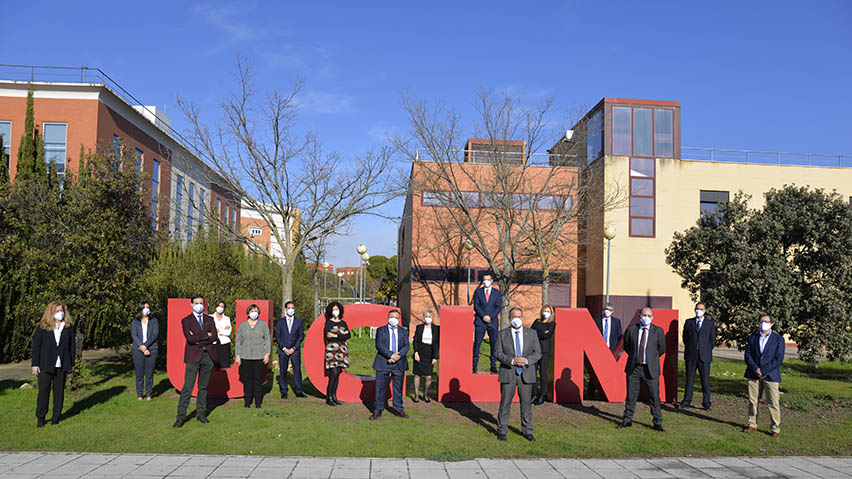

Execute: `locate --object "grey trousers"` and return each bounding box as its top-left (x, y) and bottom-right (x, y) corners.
top-left (177, 351), bottom-right (213, 419)
top-left (623, 364), bottom-right (662, 426)
top-left (497, 374), bottom-right (534, 436)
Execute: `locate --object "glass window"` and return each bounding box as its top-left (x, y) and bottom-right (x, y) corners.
top-left (459, 191), bottom-right (479, 208)
top-left (187, 183), bottom-right (195, 242)
top-left (633, 108), bottom-right (653, 157)
top-left (586, 109), bottom-right (603, 163)
top-left (135, 148), bottom-right (143, 172)
top-left (230, 207), bottom-right (236, 229)
top-left (43, 123), bottom-right (67, 174)
top-left (612, 107), bottom-right (632, 155)
top-left (630, 197), bottom-right (655, 217)
top-left (0, 121), bottom-right (10, 157)
top-left (175, 175), bottom-right (184, 233)
top-left (700, 190), bottom-right (729, 217)
top-left (151, 159), bottom-right (160, 228)
top-left (630, 218), bottom-right (654, 237)
top-left (249, 226), bottom-right (262, 236)
top-left (630, 157), bottom-right (655, 177)
top-left (631, 178), bottom-right (654, 196)
top-left (422, 191), bottom-right (445, 206)
top-left (654, 109), bottom-right (673, 157)
top-left (199, 190), bottom-right (206, 219)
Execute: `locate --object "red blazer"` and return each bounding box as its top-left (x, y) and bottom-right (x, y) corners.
top-left (182, 312), bottom-right (219, 363)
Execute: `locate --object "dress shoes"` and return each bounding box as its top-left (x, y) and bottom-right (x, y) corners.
top-left (295, 392), bottom-right (307, 398)
top-left (703, 405), bottom-right (711, 412)
top-left (534, 396), bottom-right (545, 406)
top-left (37, 418), bottom-right (46, 428)
top-left (197, 414), bottom-right (209, 423)
top-left (369, 411), bottom-right (382, 420)
top-left (173, 417), bottom-right (185, 428)
top-left (675, 402), bottom-right (690, 410)
top-left (523, 433), bottom-right (536, 442)
top-left (616, 421), bottom-right (632, 429)
top-left (653, 424), bottom-right (665, 432)
top-left (332, 396), bottom-right (343, 406)
top-left (423, 396), bottom-right (431, 403)
top-left (325, 397), bottom-right (337, 406)
top-left (412, 395), bottom-right (419, 403)
top-left (280, 393), bottom-right (288, 399)
top-left (743, 426), bottom-right (757, 433)
top-left (394, 410), bottom-right (409, 419)
top-left (490, 366), bottom-right (499, 374)
top-left (497, 434), bottom-right (507, 441)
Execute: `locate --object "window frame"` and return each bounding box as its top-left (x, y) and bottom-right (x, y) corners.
top-left (42, 122), bottom-right (68, 175)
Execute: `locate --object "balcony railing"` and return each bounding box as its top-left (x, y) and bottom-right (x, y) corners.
top-left (682, 147), bottom-right (852, 168)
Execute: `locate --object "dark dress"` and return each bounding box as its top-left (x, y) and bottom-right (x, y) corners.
top-left (412, 323), bottom-right (440, 376)
top-left (531, 318), bottom-right (556, 397)
top-left (324, 319), bottom-right (351, 371)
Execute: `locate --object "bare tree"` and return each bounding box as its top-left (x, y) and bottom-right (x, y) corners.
top-left (178, 57), bottom-right (400, 308)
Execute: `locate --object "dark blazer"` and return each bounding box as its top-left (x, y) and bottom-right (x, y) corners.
top-left (32, 325), bottom-right (76, 374)
top-left (682, 317), bottom-right (716, 363)
top-left (473, 286), bottom-right (502, 327)
top-left (744, 331), bottom-right (785, 382)
top-left (622, 323), bottom-right (666, 378)
top-left (372, 325), bottom-right (410, 372)
top-left (181, 312), bottom-right (219, 364)
top-left (530, 319), bottom-right (556, 354)
top-left (413, 323), bottom-right (440, 359)
top-left (275, 316), bottom-right (305, 354)
top-left (494, 326), bottom-right (541, 384)
top-left (592, 315), bottom-right (623, 353)
top-left (131, 318), bottom-right (159, 352)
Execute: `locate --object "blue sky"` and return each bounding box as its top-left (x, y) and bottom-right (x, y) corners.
top-left (4, 1), bottom-right (851, 266)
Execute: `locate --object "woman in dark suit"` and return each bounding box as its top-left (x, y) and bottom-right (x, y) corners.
top-left (531, 304), bottom-right (556, 405)
top-left (412, 309), bottom-right (440, 403)
top-left (131, 301), bottom-right (159, 401)
top-left (31, 301), bottom-right (76, 427)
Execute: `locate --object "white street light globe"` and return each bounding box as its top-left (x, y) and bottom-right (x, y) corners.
top-left (337, 272), bottom-right (344, 278)
top-left (361, 253), bottom-right (370, 261)
top-left (603, 226), bottom-right (617, 240)
top-left (322, 261), bottom-right (330, 269)
top-left (356, 244), bottom-right (367, 254)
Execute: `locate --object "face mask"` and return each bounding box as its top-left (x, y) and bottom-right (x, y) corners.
top-left (483, 280), bottom-right (492, 288)
top-left (760, 321), bottom-right (772, 332)
top-left (54, 311), bottom-right (65, 322)
top-left (695, 310), bottom-right (705, 317)
top-left (603, 310), bottom-right (612, 317)
top-left (286, 308), bottom-right (295, 317)
top-left (249, 311), bottom-right (259, 320)
top-left (331, 310), bottom-right (340, 318)
top-left (424, 317), bottom-right (433, 324)
top-left (192, 303), bottom-right (204, 314)
top-left (542, 311), bottom-right (551, 319)
top-left (215, 306), bottom-right (224, 314)
top-left (511, 318), bottom-right (523, 329)
top-left (388, 317), bottom-right (399, 327)
top-left (640, 316), bottom-right (652, 326)
top-left (142, 307), bottom-right (150, 316)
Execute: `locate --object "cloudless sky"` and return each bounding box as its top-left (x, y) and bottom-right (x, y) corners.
top-left (4, 1), bottom-right (851, 267)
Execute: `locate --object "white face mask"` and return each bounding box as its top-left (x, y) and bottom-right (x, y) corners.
top-left (640, 316), bottom-right (652, 326)
top-left (192, 303), bottom-right (204, 314)
top-left (215, 306), bottom-right (224, 314)
top-left (286, 308), bottom-right (295, 317)
top-left (54, 311), bottom-right (65, 322)
top-left (388, 317), bottom-right (399, 327)
top-left (142, 307), bottom-right (150, 317)
top-left (483, 280), bottom-right (492, 288)
top-left (248, 311), bottom-right (259, 320)
top-left (331, 310), bottom-right (340, 318)
top-left (542, 311), bottom-right (551, 319)
top-left (760, 321), bottom-right (772, 332)
top-left (424, 317), bottom-right (433, 324)
top-left (511, 317), bottom-right (523, 329)
top-left (603, 310), bottom-right (612, 317)
top-left (695, 309), bottom-right (705, 317)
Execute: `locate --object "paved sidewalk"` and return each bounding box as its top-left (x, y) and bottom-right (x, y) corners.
top-left (1, 452), bottom-right (850, 478)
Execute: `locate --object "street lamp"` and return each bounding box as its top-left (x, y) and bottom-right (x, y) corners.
top-left (361, 252), bottom-right (370, 302)
top-left (356, 245), bottom-right (367, 303)
top-left (322, 261), bottom-right (330, 295)
top-left (603, 226), bottom-right (616, 304)
top-left (463, 239), bottom-right (475, 305)
top-left (337, 271), bottom-right (344, 298)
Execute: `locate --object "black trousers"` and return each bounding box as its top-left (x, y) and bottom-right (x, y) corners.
top-left (473, 322), bottom-right (498, 369)
top-left (132, 349), bottom-right (157, 398)
top-left (278, 351), bottom-right (303, 396)
top-left (177, 351), bottom-right (213, 419)
top-left (240, 359), bottom-right (265, 407)
top-left (374, 368), bottom-right (405, 413)
top-left (36, 369), bottom-right (67, 422)
top-left (683, 357), bottom-right (712, 408)
top-left (535, 351), bottom-right (551, 400)
top-left (623, 364), bottom-right (662, 426)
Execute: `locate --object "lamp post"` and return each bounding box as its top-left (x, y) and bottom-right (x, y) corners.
top-left (356, 244), bottom-right (367, 302)
top-left (463, 239), bottom-right (474, 305)
top-left (603, 226), bottom-right (617, 304)
top-left (322, 261), bottom-right (330, 295)
top-left (337, 271), bottom-right (344, 298)
top-left (361, 252), bottom-right (370, 303)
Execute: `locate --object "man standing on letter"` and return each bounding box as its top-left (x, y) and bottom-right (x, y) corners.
top-left (678, 302), bottom-right (716, 411)
top-left (618, 307), bottom-right (666, 432)
top-left (175, 295), bottom-right (219, 428)
top-left (370, 309), bottom-right (409, 419)
top-left (589, 302), bottom-right (622, 398)
top-left (473, 273), bottom-right (501, 374)
top-left (495, 308), bottom-right (541, 441)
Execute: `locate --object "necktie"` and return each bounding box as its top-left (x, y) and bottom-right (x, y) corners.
top-left (697, 319), bottom-right (702, 331)
top-left (603, 318), bottom-right (610, 348)
top-left (514, 331), bottom-right (522, 375)
top-left (485, 289), bottom-right (490, 303)
top-left (391, 327), bottom-right (397, 354)
top-left (639, 327), bottom-right (647, 364)
top-left (197, 315), bottom-right (203, 330)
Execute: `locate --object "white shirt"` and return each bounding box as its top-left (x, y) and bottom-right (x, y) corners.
top-left (54, 321), bottom-right (64, 368)
top-left (512, 326), bottom-right (524, 356)
top-left (389, 326), bottom-right (399, 352)
top-left (637, 326), bottom-right (650, 364)
top-left (422, 325), bottom-right (433, 345)
top-left (759, 332), bottom-right (771, 353)
top-left (141, 319), bottom-right (148, 344)
top-left (286, 315), bottom-right (294, 333)
top-left (214, 315), bottom-right (232, 344)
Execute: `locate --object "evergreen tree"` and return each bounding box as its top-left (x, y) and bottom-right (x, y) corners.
top-left (14, 87), bottom-right (46, 184)
top-left (0, 135), bottom-right (9, 187)
top-left (47, 159), bottom-right (59, 193)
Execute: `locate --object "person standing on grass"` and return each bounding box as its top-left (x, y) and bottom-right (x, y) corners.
top-left (411, 309), bottom-right (439, 403)
top-left (370, 309), bottom-right (410, 419)
top-left (618, 307), bottom-right (666, 432)
top-left (323, 302), bottom-right (350, 406)
top-left (130, 301), bottom-right (159, 401)
top-left (174, 295), bottom-right (219, 428)
top-left (678, 302), bottom-right (716, 412)
top-left (743, 314), bottom-right (785, 437)
top-left (31, 301), bottom-right (76, 428)
top-left (235, 304), bottom-right (271, 408)
top-left (494, 307), bottom-right (541, 441)
top-left (212, 300), bottom-right (232, 369)
top-left (275, 300), bottom-right (306, 399)
top-left (531, 304), bottom-right (556, 405)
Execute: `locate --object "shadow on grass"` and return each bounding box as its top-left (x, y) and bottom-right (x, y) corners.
top-left (782, 361), bottom-right (852, 382)
top-left (151, 378), bottom-right (173, 398)
top-left (662, 403), bottom-right (743, 428)
top-left (440, 378), bottom-right (498, 435)
top-left (62, 385), bottom-right (125, 420)
top-left (556, 402), bottom-right (623, 425)
top-left (0, 379), bottom-right (28, 396)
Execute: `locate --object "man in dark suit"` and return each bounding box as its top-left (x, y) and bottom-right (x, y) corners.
top-left (473, 273), bottom-right (502, 373)
top-left (618, 307), bottom-right (666, 432)
top-left (495, 307), bottom-right (541, 441)
top-left (175, 295), bottom-right (219, 428)
top-left (370, 309), bottom-right (410, 420)
top-left (588, 302), bottom-right (622, 398)
top-left (678, 302), bottom-right (717, 411)
top-left (275, 300), bottom-right (306, 399)
top-left (743, 315), bottom-right (785, 437)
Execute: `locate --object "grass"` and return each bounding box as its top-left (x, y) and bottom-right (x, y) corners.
top-left (0, 335), bottom-right (850, 458)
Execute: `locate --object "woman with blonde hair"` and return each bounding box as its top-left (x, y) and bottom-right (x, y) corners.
top-left (411, 309), bottom-right (440, 402)
top-left (31, 301), bottom-right (76, 427)
top-left (531, 304), bottom-right (556, 405)
top-left (234, 304), bottom-right (270, 408)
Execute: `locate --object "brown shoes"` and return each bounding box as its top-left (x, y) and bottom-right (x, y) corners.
top-left (743, 426), bottom-right (757, 433)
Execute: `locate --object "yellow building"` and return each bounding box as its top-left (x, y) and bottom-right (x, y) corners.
top-left (551, 98), bottom-right (852, 333)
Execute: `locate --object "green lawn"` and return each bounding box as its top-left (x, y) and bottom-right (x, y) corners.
top-left (1, 335), bottom-right (850, 458)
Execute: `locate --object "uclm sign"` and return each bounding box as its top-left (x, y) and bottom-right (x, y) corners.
top-left (169, 301), bottom-right (678, 403)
